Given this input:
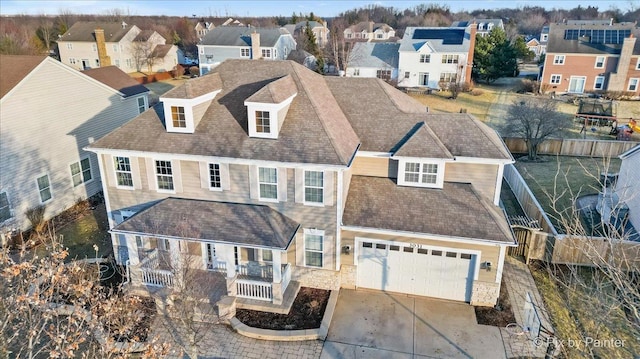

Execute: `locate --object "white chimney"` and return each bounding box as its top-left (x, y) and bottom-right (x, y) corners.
top-left (121, 21), bottom-right (127, 29)
top-left (251, 31), bottom-right (262, 60)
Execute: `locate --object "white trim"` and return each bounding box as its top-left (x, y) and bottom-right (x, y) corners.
top-left (628, 78), bottom-right (639, 92)
top-left (593, 76), bottom-right (605, 90)
top-left (97, 153), bottom-right (115, 230)
top-left (35, 173), bottom-right (53, 204)
top-left (354, 236), bottom-right (482, 281)
top-left (550, 74), bottom-right (562, 84)
top-left (153, 158), bottom-right (176, 194)
top-left (594, 56), bottom-right (605, 69)
top-left (453, 156), bottom-right (514, 164)
top-left (69, 156), bottom-right (94, 188)
top-left (496, 244), bottom-right (506, 284)
top-left (342, 225), bottom-right (517, 247)
top-left (396, 158), bottom-right (445, 189)
top-left (302, 170), bottom-right (325, 207)
top-left (257, 166), bottom-right (279, 202)
top-left (356, 151), bottom-right (392, 158)
top-left (85, 148), bottom-right (350, 170)
top-left (0, 191), bottom-right (13, 224)
top-left (303, 228), bottom-right (325, 268)
top-left (336, 170), bottom-right (343, 271)
top-left (206, 162), bottom-right (224, 191)
top-left (113, 156), bottom-right (136, 190)
top-left (553, 55), bottom-right (565, 65)
top-left (493, 163), bottom-right (505, 206)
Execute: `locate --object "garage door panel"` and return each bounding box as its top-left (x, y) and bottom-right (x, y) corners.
top-left (357, 240), bottom-right (475, 302)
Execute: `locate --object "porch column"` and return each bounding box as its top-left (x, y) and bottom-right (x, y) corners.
top-left (272, 249), bottom-right (282, 283)
top-left (223, 245), bottom-right (237, 297)
top-left (125, 235), bottom-right (140, 265)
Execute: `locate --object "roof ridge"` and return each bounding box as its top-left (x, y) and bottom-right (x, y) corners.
top-left (465, 114), bottom-right (512, 159)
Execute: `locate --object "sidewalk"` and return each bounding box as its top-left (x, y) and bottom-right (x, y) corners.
top-left (501, 256), bottom-right (555, 358)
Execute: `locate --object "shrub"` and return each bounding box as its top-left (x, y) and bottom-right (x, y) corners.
top-left (173, 65), bottom-right (185, 79)
top-left (25, 205), bottom-right (47, 234)
top-left (518, 79), bottom-right (540, 94)
top-left (470, 89), bottom-right (484, 96)
top-left (188, 66), bottom-right (199, 76)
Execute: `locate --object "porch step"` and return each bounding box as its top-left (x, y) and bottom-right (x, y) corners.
top-left (236, 281), bottom-right (301, 314)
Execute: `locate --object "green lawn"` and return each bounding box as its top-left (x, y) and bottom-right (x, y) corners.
top-left (513, 155), bottom-right (621, 233)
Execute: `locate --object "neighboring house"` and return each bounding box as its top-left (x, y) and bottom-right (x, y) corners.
top-left (615, 144), bottom-right (640, 241)
top-left (150, 44), bottom-right (185, 72)
top-left (451, 19), bottom-right (504, 37)
top-left (525, 36), bottom-right (542, 60)
top-left (197, 27), bottom-right (296, 75)
top-left (86, 59), bottom-right (516, 310)
top-left (284, 21), bottom-right (329, 46)
top-left (346, 42), bottom-right (400, 81)
top-left (540, 20), bottom-right (640, 95)
top-left (398, 25), bottom-right (477, 88)
top-left (0, 55), bottom-right (149, 235)
top-left (539, 25), bottom-right (549, 55)
top-left (57, 21), bottom-right (180, 73)
top-left (195, 21), bottom-right (215, 39)
top-left (221, 18), bottom-right (245, 27)
top-left (344, 21), bottom-right (396, 41)
top-left (286, 48), bottom-right (317, 71)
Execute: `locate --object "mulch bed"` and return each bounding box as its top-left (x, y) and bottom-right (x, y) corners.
top-left (235, 287), bottom-right (330, 330)
top-left (475, 282), bottom-right (516, 327)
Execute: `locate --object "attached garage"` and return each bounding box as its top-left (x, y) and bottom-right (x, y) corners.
top-left (356, 239), bottom-right (479, 302)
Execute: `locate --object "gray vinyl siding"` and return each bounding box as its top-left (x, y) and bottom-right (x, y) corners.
top-left (0, 59), bottom-right (142, 230)
top-left (616, 153), bottom-right (640, 231)
top-left (274, 36), bottom-right (296, 60)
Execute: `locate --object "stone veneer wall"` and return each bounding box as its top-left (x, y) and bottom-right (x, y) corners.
top-left (470, 281), bottom-right (500, 307)
top-left (339, 265), bottom-right (357, 289)
top-left (292, 267), bottom-right (341, 290)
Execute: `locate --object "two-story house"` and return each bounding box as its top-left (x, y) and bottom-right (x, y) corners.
top-left (197, 27), bottom-right (296, 75)
top-left (195, 21), bottom-right (215, 40)
top-left (0, 55), bottom-right (148, 236)
top-left (540, 20), bottom-right (640, 95)
top-left (344, 21), bottom-right (396, 41)
top-left (451, 19), bottom-right (504, 37)
top-left (57, 21), bottom-right (183, 73)
top-left (86, 59), bottom-right (515, 309)
top-left (398, 25), bottom-right (477, 88)
top-left (284, 21), bottom-right (329, 47)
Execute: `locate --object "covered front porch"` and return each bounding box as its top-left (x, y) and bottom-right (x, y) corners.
top-left (111, 198), bottom-right (300, 305)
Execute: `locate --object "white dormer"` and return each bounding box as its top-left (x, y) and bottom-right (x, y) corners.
top-left (244, 75), bottom-right (297, 139)
top-left (160, 73), bottom-right (222, 133)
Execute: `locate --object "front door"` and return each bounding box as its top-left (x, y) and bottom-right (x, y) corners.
top-left (419, 72), bottom-right (429, 86)
top-left (569, 76), bottom-right (586, 93)
top-left (81, 59), bottom-right (90, 70)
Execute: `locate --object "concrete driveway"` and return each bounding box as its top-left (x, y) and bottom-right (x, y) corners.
top-left (321, 289), bottom-right (506, 359)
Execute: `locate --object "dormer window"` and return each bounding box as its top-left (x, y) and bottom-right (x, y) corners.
top-left (256, 111), bottom-right (271, 133)
top-left (245, 75), bottom-right (297, 139)
top-left (396, 159), bottom-right (445, 189)
top-left (172, 106), bottom-right (186, 128)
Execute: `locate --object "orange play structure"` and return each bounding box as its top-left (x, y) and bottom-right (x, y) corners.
top-left (629, 119), bottom-right (640, 133)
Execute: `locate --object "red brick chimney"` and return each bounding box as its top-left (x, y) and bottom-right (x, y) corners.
top-left (465, 22), bottom-right (477, 85)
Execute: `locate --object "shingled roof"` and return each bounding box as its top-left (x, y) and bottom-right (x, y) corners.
top-left (59, 21), bottom-right (136, 42)
top-left (89, 60), bottom-right (360, 166)
top-left (400, 27), bottom-right (473, 53)
top-left (343, 176), bottom-right (515, 244)
top-left (199, 27), bottom-right (291, 47)
top-left (111, 198), bottom-right (299, 249)
top-left (0, 55), bottom-right (46, 98)
top-left (162, 73), bottom-right (222, 99)
top-left (546, 22), bottom-right (639, 55)
top-left (82, 66), bottom-right (149, 97)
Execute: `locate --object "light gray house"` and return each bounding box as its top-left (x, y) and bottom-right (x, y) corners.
top-left (197, 27), bottom-right (296, 75)
top-left (0, 55), bottom-right (148, 237)
top-left (86, 59), bottom-right (516, 310)
top-left (451, 19), bottom-right (504, 37)
top-left (615, 144), bottom-right (640, 241)
top-left (346, 42), bottom-right (400, 81)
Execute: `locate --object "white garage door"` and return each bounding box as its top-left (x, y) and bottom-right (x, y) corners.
top-left (357, 240), bottom-right (476, 302)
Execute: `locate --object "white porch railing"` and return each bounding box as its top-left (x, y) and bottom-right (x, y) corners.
top-left (281, 263), bottom-right (291, 293)
top-left (237, 263), bottom-right (273, 278)
top-left (140, 248), bottom-right (159, 269)
top-left (236, 279), bottom-right (272, 301)
top-left (139, 248), bottom-right (174, 287)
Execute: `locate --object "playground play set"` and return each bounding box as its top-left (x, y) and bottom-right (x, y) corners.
top-left (575, 99), bottom-right (639, 140)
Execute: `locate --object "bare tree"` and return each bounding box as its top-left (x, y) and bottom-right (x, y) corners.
top-left (327, 19), bottom-right (355, 74)
top-left (130, 41), bottom-right (154, 73)
top-left (500, 98), bottom-right (571, 160)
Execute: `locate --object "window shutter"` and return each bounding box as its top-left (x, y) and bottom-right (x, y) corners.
top-left (199, 162), bottom-right (209, 189)
top-left (131, 157), bottom-right (142, 189)
top-left (323, 171), bottom-right (334, 206)
top-left (295, 232), bottom-right (304, 266)
top-left (220, 163), bottom-right (231, 191)
top-left (295, 169), bottom-right (304, 203)
top-left (145, 158), bottom-right (156, 191)
top-left (249, 165), bottom-right (258, 199)
top-left (277, 167), bottom-right (287, 202)
top-left (105, 154), bottom-right (116, 187)
top-left (172, 160), bottom-right (183, 193)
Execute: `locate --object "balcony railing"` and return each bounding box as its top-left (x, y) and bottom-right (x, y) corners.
top-left (139, 248), bottom-right (174, 287)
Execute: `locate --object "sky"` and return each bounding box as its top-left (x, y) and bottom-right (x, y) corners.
top-left (0, 0), bottom-right (633, 18)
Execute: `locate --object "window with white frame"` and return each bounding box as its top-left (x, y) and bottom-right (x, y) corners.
top-left (69, 58), bottom-right (76, 64)
top-left (125, 58), bottom-right (133, 68)
top-left (205, 243), bottom-right (216, 269)
top-left (115, 59), bottom-right (120, 67)
top-left (274, 48), bottom-right (277, 58)
top-left (541, 34), bottom-right (548, 42)
top-left (0, 192), bottom-right (11, 223)
top-left (155, 160), bottom-right (174, 191)
top-left (66, 43), bottom-right (73, 49)
top-left (377, 33), bottom-right (383, 39)
top-left (353, 68), bottom-right (360, 76)
top-left (171, 106), bottom-right (186, 128)
top-left (36, 174), bottom-right (52, 203)
top-left (376, 69), bottom-right (391, 81)
top-left (636, 58), bottom-right (640, 70)
top-left (419, 72), bottom-right (429, 86)
top-left (95, 59), bottom-right (100, 67)
top-left (261, 49), bottom-right (271, 58)
top-left (629, 78), bottom-right (639, 91)
top-left (419, 54), bottom-right (431, 63)
top-left (553, 55), bottom-right (565, 65)
top-left (114, 157), bottom-right (133, 187)
top-left (594, 76), bottom-right (605, 90)
top-left (439, 72), bottom-right (457, 83)
top-left (550, 74), bottom-right (561, 84)
top-left (404, 71), bottom-right (410, 79)
top-left (304, 229), bottom-right (324, 267)
top-left (255, 111), bottom-right (270, 133)
top-left (70, 158), bottom-right (92, 187)
top-left (137, 97), bottom-right (146, 114)
top-left (240, 48), bottom-right (250, 57)
top-left (92, 44), bottom-right (97, 51)
top-left (304, 171), bottom-right (323, 204)
top-left (258, 167), bottom-right (277, 200)
top-left (262, 249), bottom-right (273, 262)
top-left (595, 56), bottom-right (605, 68)
top-left (113, 44), bottom-right (118, 52)
top-left (441, 54), bottom-right (459, 64)
top-left (208, 163), bottom-right (221, 189)
top-left (403, 162), bottom-right (438, 185)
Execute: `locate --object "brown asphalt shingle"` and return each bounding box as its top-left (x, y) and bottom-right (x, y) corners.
top-left (82, 66), bottom-right (149, 97)
top-left (59, 21), bottom-right (134, 42)
top-left (111, 198), bottom-right (299, 249)
top-left (0, 55), bottom-right (46, 98)
top-left (393, 122), bottom-right (453, 159)
top-left (162, 72), bottom-right (223, 99)
top-left (246, 74), bottom-right (297, 104)
top-left (342, 176), bottom-right (515, 243)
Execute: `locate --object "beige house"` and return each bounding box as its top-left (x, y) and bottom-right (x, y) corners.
top-left (0, 55), bottom-right (148, 235)
top-left (87, 59), bottom-right (515, 309)
top-left (344, 21), bottom-right (395, 41)
top-left (284, 21), bottom-right (330, 46)
top-left (57, 21), bottom-right (183, 73)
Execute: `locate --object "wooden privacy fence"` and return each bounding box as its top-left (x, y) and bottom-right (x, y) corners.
top-left (503, 138), bottom-right (638, 158)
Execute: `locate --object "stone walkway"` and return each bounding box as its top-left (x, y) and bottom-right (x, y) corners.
top-left (150, 316), bottom-right (323, 359)
top-left (501, 256), bottom-right (556, 358)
